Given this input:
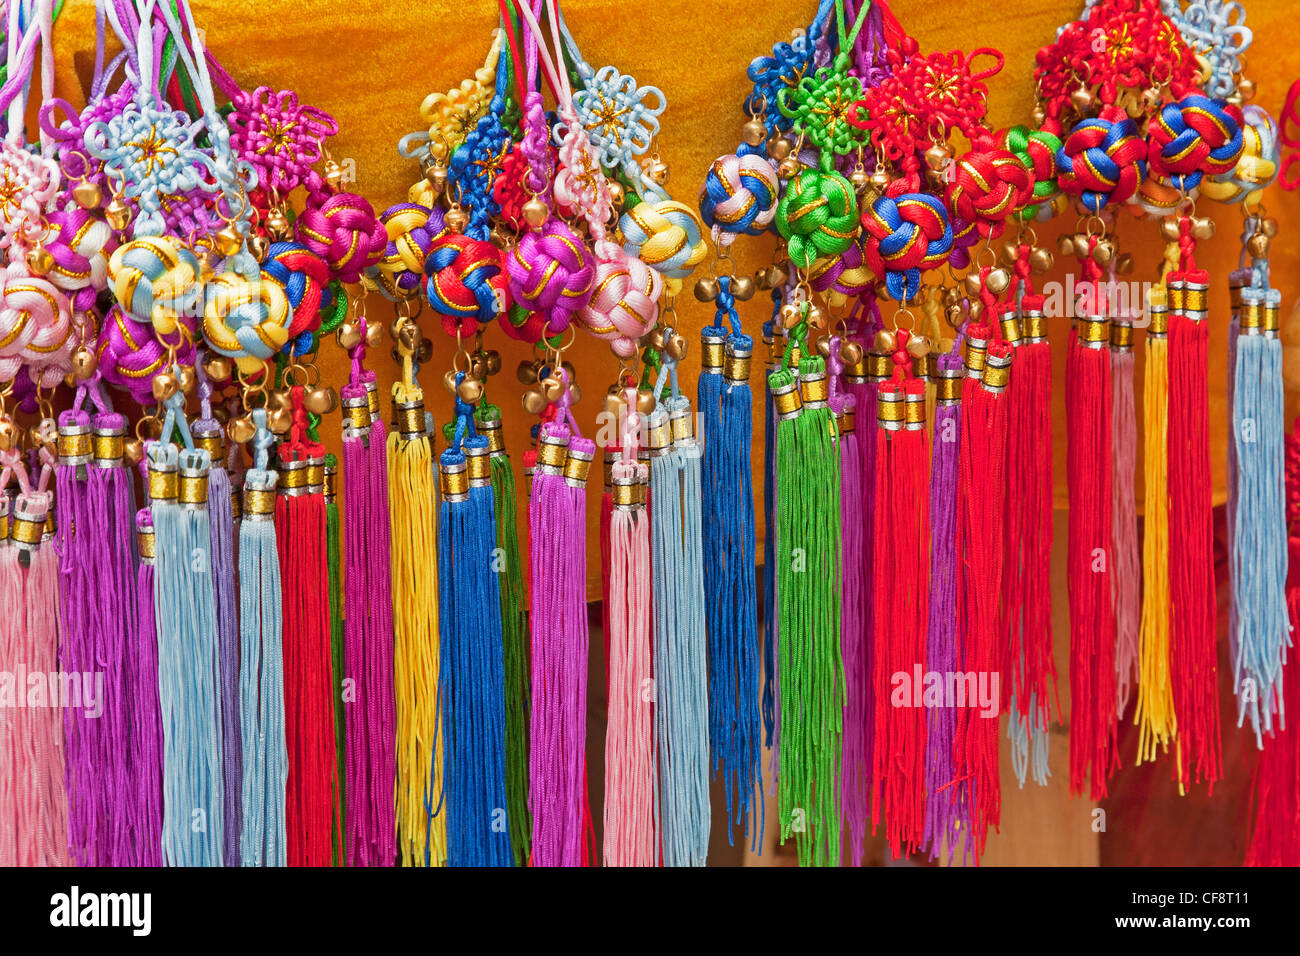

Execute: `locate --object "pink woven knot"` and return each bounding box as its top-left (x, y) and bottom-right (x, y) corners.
top-left (577, 243), bottom-right (661, 358)
top-left (507, 219), bottom-right (595, 336)
top-left (0, 262), bottom-right (74, 389)
top-left (296, 188), bottom-right (386, 283)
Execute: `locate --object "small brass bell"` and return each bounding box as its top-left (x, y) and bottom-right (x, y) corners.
top-left (484, 349), bottom-right (502, 375)
top-left (1091, 240), bottom-right (1115, 266)
top-left (984, 268), bottom-right (1011, 295)
top-left (742, 119), bottom-right (766, 147)
top-left (665, 332), bottom-right (688, 361)
top-left (874, 328), bottom-right (898, 354)
top-left (26, 244), bottom-right (54, 276)
top-left (694, 276), bottom-right (719, 302)
top-left (123, 438), bottom-right (145, 467)
top-left (267, 406), bottom-right (293, 435)
top-left (1056, 233), bottom-right (1077, 257)
top-left (73, 180), bottom-right (103, 210)
top-left (1246, 233), bottom-right (1270, 259)
top-left (227, 416), bottom-right (256, 446)
top-left (731, 275), bottom-right (756, 301)
top-left (805, 304), bottom-right (826, 329)
top-left (1070, 85), bottom-right (1095, 114)
top-left (517, 361), bottom-right (540, 385)
top-left (203, 352), bottom-right (233, 384)
top-left (906, 333), bottom-right (930, 359)
top-left (456, 376), bottom-right (484, 404)
top-left (444, 207), bottom-right (470, 233)
top-left (522, 197), bottom-right (549, 229)
top-left (396, 321), bottom-right (422, 356)
top-left (1190, 217), bottom-right (1215, 241)
top-left (816, 337), bottom-right (831, 359)
top-left (569, 382), bottom-right (583, 405)
top-left (768, 136), bottom-right (793, 161)
top-left (304, 386), bottom-right (337, 415)
top-left (336, 322), bottom-right (362, 351)
top-left (1001, 241), bottom-right (1020, 266)
top-left (214, 225), bottom-right (243, 258)
top-left (777, 157), bottom-right (801, 180)
top-left (607, 181), bottom-right (626, 208)
top-left (924, 143), bottom-right (952, 172)
top-left (542, 376), bottom-right (565, 402)
top-left (324, 159), bottom-right (345, 190)
top-left (425, 164), bottom-right (449, 192)
top-left (1029, 247), bottom-right (1054, 275)
top-left (176, 365), bottom-right (197, 395)
top-left (839, 340), bottom-right (863, 367)
top-left (1158, 218), bottom-right (1181, 242)
top-left (849, 166), bottom-right (871, 191)
top-left (417, 339), bottom-right (433, 365)
top-left (779, 302), bottom-right (802, 330)
top-left (364, 319), bottom-right (385, 348)
top-left (106, 196), bottom-right (132, 231)
top-left (152, 371), bottom-right (180, 403)
top-left (964, 272), bottom-right (985, 298)
top-left (522, 387), bottom-right (547, 415)
top-left (266, 208), bottom-right (292, 239)
top-left (1115, 252), bottom-right (1134, 276)
top-left (0, 419), bottom-right (22, 451)
top-left (247, 234), bottom-right (270, 263)
top-left (71, 345), bottom-right (98, 381)
top-left (636, 389), bottom-right (656, 415)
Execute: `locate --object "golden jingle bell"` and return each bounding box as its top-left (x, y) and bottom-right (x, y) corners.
top-left (643, 157), bottom-right (670, 186)
top-left (267, 406), bottom-right (293, 435)
top-left (364, 318), bottom-right (385, 348)
top-left (247, 235), bottom-right (271, 263)
top-left (742, 119), bottom-right (766, 148)
top-left (636, 388), bottom-right (656, 415)
top-left (522, 197), bottom-right (549, 230)
top-left (483, 349), bottom-right (502, 375)
top-left (395, 320), bottom-right (422, 357)
top-left (424, 163), bottom-right (449, 192)
top-left (731, 275), bottom-right (756, 301)
top-left (26, 244), bottom-right (54, 276)
top-left (175, 365), bottom-right (197, 395)
top-left (767, 136), bottom-right (793, 161)
top-left (1070, 85), bottom-right (1095, 114)
top-left (777, 157), bottom-right (801, 180)
top-left (1001, 241), bottom-right (1020, 266)
top-left (541, 376), bottom-right (565, 402)
top-left (874, 328), bottom-right (898, 353)
top-left (71, 345), bottom-right (98, 381)
top-left (805, 303), bottom-right (826, 329)
top-left (1090, 239), bottom-right (1115, 266)
top-left (984, 268), bottom-right (1011, 296)
top-left (323, 159), bottom-right (345, 190)
top-left (0, 418), bottom-right (23, 452)
top-left (417, 338), bottom-right (433, 365)
top-left (964, 272), bottom-right (984, 298)
top-left (1115, 252), bottom-right (1134, 276)
top-left (694, 276), bottom-right (719, 302)
top-left (304, 386), bottom-right (338, 415)
top-left (779, 302), bottom-right (802, 330)
top-left (336, 321), bottom-right (363, 351)
top-left (568, 382), bottom-right (583, 405)
top-left (1029, 247), bottom-right (1054, 275)
top-left (266, 208), bottom-right (292, 239)
top-left (607, 181), bottom-right (626, 209)
top-left (906, 333), bottom-right (930, 359)
top-left (73, 180), bottom-right (103, 210)
top-left (202, 352), bottom-right (234, 383)
top-left (1056, 233), bottom-right (1077, 257)
top-left (1159, 218), bottom-right (1182, 242)
top-left (517, 360), bottom-right (540, 385)
top-left (664, 332), bottom-right (689, 362)
top-left (152, 371), bottom-right (180, 403)
top-left (213, 225), bottom-right (243, 258)
top-left (839, 339), bottom-right (863, 367)
top-left (1190, 217), bottom-right (1216, 241)
top-left (123, 438), bottom-right (145, 467)
top-left (924, 142), bottom-right (952, 172)
top-left (1247, 233), bottom-right (1270, 259)
top-left (227, 415), bottom-right (257, 446)
top-left (444, 207), bottom-right (470, 233)
top-left (521, 387), bottom-right (547, 415)
top-left (106, 196), bottom-right (132, 231)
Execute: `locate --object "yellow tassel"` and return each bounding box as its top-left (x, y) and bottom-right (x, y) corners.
top-left (1134, 283), bottom-right (1177, 770)
top-left (389, 371), bottom-right (445, 866)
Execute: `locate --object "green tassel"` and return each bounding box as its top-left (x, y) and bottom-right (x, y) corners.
top-left (772, 356), bottom-right (844, 867)
top-left (482, 408), bottom-right (532, 866)
top-left (325, 454), bottom-right (347, 867)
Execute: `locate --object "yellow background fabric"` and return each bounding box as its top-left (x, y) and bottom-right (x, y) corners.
top-left (45, 0), bottom-right (1300, 598)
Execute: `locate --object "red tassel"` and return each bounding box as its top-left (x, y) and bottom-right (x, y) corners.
top-left (1245, 418), bottom-right (1300, 865)
top-left (957, 323), bottom-right (1010, 854)
top-left (1004, 294), bottom-right (1058, 732)
top-left (871, 353), bottom-right (929, 859)
top-left (276, 387), bottom-right (338, 866)
top-left (1168, 263), bottom-right (1221, 792)
top-left (1066, 263), bottom-right (1118, 800)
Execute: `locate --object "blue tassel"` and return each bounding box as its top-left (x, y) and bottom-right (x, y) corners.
top-left (650, 366), bottom-right (711, 866)
top-left (701, 277), bottom-right (762, 847)
top-left (439, 394), bottom-right (511, 868)
top-left (1232, 278), bottom-right (1289, 745)
top-left (149, 393), bottom-right (224, 867)
top-left (238, 409), bottom-right (287, 866)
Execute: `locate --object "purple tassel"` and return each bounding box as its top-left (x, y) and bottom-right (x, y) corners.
top-left (924, 350), bottom-right (969, 864)
top-left (133, 508), bottom-right (164, 866)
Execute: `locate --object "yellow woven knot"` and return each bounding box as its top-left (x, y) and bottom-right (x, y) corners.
top-left (107, 235), bottom-right (202, 337)
top-left (619, 198), bottom-right (707, 294)
top-left (418, 31), bottom-right (502, 163)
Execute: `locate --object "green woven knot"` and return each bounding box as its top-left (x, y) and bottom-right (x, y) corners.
top-left (778, 65), bottom-right (867, 160)
top-left (1004, 124), bottom-right (1063, 222)
top-left (775, 169), bottom-right (859, 271)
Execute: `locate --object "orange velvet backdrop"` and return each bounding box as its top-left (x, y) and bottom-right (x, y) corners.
top-left (45, 0), bottom-right (1300, 599)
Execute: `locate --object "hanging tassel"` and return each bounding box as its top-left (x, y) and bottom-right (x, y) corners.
top-left (1004, 292), bottom-right (1056, 788)
top-left (1110, 315), bottom-right (1140, 720)
top-left (1244, 419), bottom-right (1300, 866)
top-left (276, 389), bottom-right (339, 866)
top-left (325, 455), bottom-right (347, 866)
top-left (1232, 274), bottom-right (1288, 745)
top-left (649, 351), bottom-right (711, 867)
top-left (1167, 241), bottom-right (1222, 791)
top-left (772, 342), bottom-right (843, 867)
top-left (925, 348), bottom-right (968, 862)
top-left (956, 317), bottom-right (1010, 856)
top-left (701, 279), bottom-right (762, 846)
top-left (194, 377), bottom-right (242, 868)
top-left (870, 350), bottom-right (926, 861)
top-left (760, 318), bottom-right (780, 768)
top-left (438, 390), bottom-right (511, 867)
top-left (132, 507), bottom-right (164, 867)
top-left (604, 385), bottom-right (656, 867)
top-left (340, 341), bottom-right (397, 866)
top-left (0, 447), bottom-right (71, 866)
top-left (239, 410), bottom-right (287, 866)
top-left (831, 336), bottom-right (868, 866)
top-left (1135, 288), bottom-right (1176, 766)
top-left (54, 409), bottom-right (100, 866)
top-left (476, 404), bottom-right (532, 867)
top-left (1066, 261), bottom-right (1119, 800)
top-left (148, 405), bottom-right (225, 866)
top-left (529, 409), bottom-right (593, 867)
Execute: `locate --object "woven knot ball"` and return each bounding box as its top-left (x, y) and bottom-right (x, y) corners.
top-left (261, 242), bottom-right (330, 342)
top-left (808, 240), bottom-right (873, 306)
top-left (425, 232), bottom-right (508, 337)
top-left (861, 189), bottom-right (953, 302)
top-left (96, 305), bottom-right (195, 404)
top-left (296, 191), bottom-right (386, 283)
top-left (507, 219), bottom-right (595, 337)
top-left (107, 235), bottom-right (202, 337)
top-left (577, 248), bottom-right (662, 358)
top-left (44, 208), bottom-right (115, 307)
top-left (945, 147), bottom-right (1033, 238)
top-left (774, 168), bottom-right (859, 270)
top-left (1002, 125), bottom-right (1062, 222)
top-left (699, 152), bottom-right (780, 237)
top-left (1055, 116), bottom-right (1147, 212)
top-left (0, 263), bottom-right (73, 389)
top-left (1200, 104), bottom-right (1277, 209)
top-left (619, 198), bottom-right (708, 283)
top-left (371, 203), bottom-right (447, 301)
top-left (201, 271), bottom-right (292, 377)
top-left (1147, 95), bottom-right (1244, 192)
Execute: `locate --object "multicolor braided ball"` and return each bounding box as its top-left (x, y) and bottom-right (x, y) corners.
top-left (1054, 116), bottom-right (1147, 212)
top-left (43, 207), bottom-right (115, 311)
top-left (370, 203), bottom-right (448, 301)
top-left (1146, 95), bottom-right (1244, 192)
top-left (1200, 104), bottom-right (1278, 209)
top-left (577, 247), bottom-right (662, 358)
top-left (699, 153), bottom-right (780, 238)
top-left (296, 190), bottom-right (386, 284)
top-left (424, 233), bottom-right (508, 337)
top-left (774, 168), bottom-right (859, 270)
top-left (507, 219), bottom-right (595, 338)
top-left (202, 271), bottom-right (292, 377)
top-left (808, 240), bottom-right (874, 307)
top-left (107, 235), bottom-right (203, 338)
top-left (261, 242), bottom-right (331, 352)
top-left (0, 263), bottom-right (74, 389)
top-left (619, 197), bottom-right (708, 284)
top-left (1001, 124), bottom-right (1062, 222)
top-left (944, 147), bottom-right (1034, 238)
top-left (861, 189), bottom-right (953, 303)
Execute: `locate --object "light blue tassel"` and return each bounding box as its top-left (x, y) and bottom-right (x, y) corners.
top-left (439, 393), bottom-right (510, 868)
top-left (650, 358), bottom-right (711, 867)
top-left (149, 391), bottom-right (224, 867)
top-left (1232, 279), bottom-right (1289, 745)
top-left (238, 408), bottom-right (287, 866)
